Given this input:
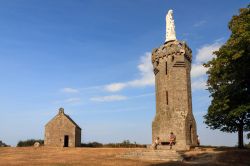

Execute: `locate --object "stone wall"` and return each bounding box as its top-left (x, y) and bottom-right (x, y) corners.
top-left (152, 40), bottom-right (197, 150)
top-left (75, 127), bottom-right (81, 147)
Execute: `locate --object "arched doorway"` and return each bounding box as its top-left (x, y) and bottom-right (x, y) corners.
top-left (190, 125), bottom-right (193, 144)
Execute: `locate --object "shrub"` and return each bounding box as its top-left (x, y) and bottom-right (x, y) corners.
top-left (104, 140), bottom-right (146, 148)
top-left (81, 142), bottom-right (103, 147)
top-left (81, 140), bottom-right (146, 148)
top-left (17, 139), bottom-right (44, 147)
top-left (0, 140), bottom-right (10, 147)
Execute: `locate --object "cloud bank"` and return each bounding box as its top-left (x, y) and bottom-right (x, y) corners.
top-left (62, 41), bottom-right (222, 103)
top-left (191, 41), bottom-right (222, 90)
top-left (104, 40), bottom-right (222, 93)
top-left (61, 88), bottom-right (79, 93)
top-left (104, 52), bottom-right (154, 92)
top-left (90, 95), bottom-right (127, 102)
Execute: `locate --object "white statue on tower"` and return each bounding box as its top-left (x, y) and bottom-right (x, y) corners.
top-left (165, 9), bottom-right (177, 42)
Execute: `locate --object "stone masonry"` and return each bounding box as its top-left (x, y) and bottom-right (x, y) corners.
top-left (45, 108), bottom-right (81, 147)
top-left (152, 40), bottom-right (198, 150)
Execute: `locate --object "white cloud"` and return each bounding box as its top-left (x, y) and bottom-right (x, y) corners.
top-left (191, 41), bottom-right (222, 81)
top-left (61, 88), bottom-right (79, 93)
top-left (64, 98), bottom-right (81, 104)
top-left (128, 53), bottom-right (154, 87)
top-left (105, 83), bottom-right (127, 92)
top-left (191, 64), bottom-right (208, 78)
top-left (193, 20), bottom-right (206, 27)
top-left (90, 95), bottom-right (127, 102)
top-left (195, 42), bottom-right (222, 63)
top-left (192, 79), bottom-right (207, 91)
top-left (191, 40), bottom-right (223, 90)
top-left (104, 52), bottom-right (154, 92)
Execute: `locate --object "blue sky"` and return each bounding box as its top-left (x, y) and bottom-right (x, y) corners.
top-left (0, 0), bottom-right (249, 146)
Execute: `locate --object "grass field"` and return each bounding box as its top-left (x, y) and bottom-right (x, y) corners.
top-left (0, 147), bottom-right (249, 166)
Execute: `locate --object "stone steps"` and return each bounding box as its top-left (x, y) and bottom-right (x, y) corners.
top-left (156, 145), bottom-right (191, 151)
top-left (117, 149), bottom-right (183, 161)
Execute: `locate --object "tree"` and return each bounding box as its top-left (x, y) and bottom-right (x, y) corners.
top-left (204, 4), bottom-right (250, 148)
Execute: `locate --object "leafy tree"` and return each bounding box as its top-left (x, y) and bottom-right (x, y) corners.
top-left (204, 4), bottom-right (250, 148)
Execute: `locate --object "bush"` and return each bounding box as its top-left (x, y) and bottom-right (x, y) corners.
top-left (0, 140), bottom-right (10, 147)
top-left (17, 139), bottom-right (44, 147)
top-left (81, 140), bottom-right (146, 148)
top-left (104, 140), bottom-right (146, 148)
top-left (81, 142), bottom-right (103, 148)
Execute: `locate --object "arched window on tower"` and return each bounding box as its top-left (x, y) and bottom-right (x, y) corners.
top-left (165, 61), bottom-right (168, 75)
top-left (166, 91), bottom-right (168, 105)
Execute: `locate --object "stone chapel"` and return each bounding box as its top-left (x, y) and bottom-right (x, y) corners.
top-left (44, 108), bottom-right (81, 147)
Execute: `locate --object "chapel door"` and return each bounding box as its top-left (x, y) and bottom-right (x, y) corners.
top-left (64, 135), bottom-right (69, 147)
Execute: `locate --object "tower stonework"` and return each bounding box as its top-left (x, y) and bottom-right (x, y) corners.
top-left (152, 10), bottom-right (197, 150)
top-left (152, 40), bottom-right (198, 149)
top-left (151, 40), bottom-right (198, 150)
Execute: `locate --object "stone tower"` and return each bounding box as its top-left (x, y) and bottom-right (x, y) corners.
top-left (152, 10), bottom-right (197, 150)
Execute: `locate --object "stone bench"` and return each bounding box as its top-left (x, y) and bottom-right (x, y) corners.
top-left (150, 141), bottom-right (177, 150)
top-left (160, 141), bottom-right (176, 145)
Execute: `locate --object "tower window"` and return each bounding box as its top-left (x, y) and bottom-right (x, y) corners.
top-left (165, 62), bottom-right (168, 75)
top-left (166, 91), bottom-right (168, 105)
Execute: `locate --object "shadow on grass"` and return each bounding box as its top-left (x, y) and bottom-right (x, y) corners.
top-left (150, 148), bottom-right (250, 166)
top-left (150, 162), bottom-right (215, 166)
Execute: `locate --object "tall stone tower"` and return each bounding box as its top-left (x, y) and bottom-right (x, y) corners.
top-left (152, 10), bottom-right (197, 150)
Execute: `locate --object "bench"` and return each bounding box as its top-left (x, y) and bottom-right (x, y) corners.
top-left (160, 141), bottom-right (176, 145)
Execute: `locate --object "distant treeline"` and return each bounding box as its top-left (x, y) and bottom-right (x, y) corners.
top-left (16, 139), bottom-right (146, 148)
top-left (81, 140), bottom-right (147, 148)
top-left (0, 140), bottom-right (10, 147)
top-left (17, 139), bottom-right (44, 147)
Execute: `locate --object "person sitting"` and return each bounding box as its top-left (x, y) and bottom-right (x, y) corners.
top-left (153, 137), bottom-right (160, 150)
top-left (169, 132), bottom-right (176, 149)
